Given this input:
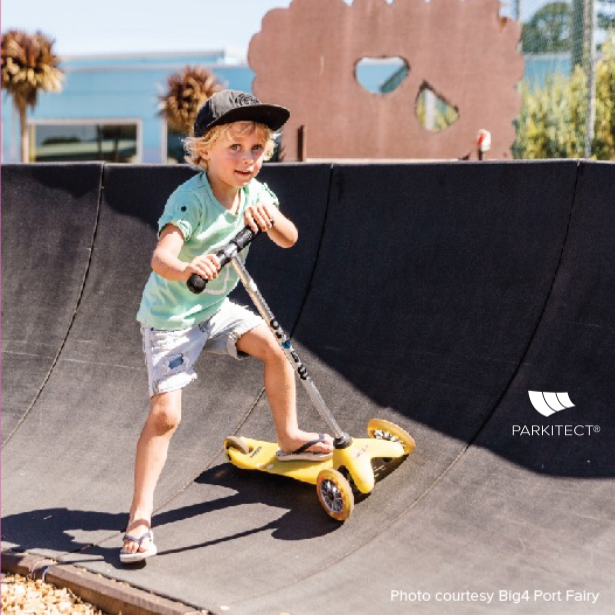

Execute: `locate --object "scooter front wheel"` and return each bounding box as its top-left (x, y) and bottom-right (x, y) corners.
top-left (367, 419), bottom-right (416, 455)
top-left (316, 469), bottom-right (354, 521)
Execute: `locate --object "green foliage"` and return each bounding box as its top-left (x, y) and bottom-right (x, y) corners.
top-left (513, 35), bottom-right (615, 160)
top-left (598, 0), bottom-right (615, 30)
top-left (522, 2), bottom-right (570, 53)
top-left (593, 36), bottom-right (615, 158)
top-left (416, 88), bottom-right (458, 132)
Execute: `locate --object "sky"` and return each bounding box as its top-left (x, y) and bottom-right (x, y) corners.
top-left (1, 0), bottom-right (544, 59)
top-left (0, 0), bottom-right (297, 58)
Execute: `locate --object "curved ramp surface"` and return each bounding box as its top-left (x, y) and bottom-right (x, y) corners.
top-left (1, 163), bottom-right (103, 443)
top-left (2, 161), bottom-right (614, 615)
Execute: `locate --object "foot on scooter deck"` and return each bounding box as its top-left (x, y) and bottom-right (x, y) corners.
top-left (223, 419), bottom-right (416, 521)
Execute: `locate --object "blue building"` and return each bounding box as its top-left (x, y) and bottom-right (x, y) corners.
top-left (1, 50), bottom-right (569, 164)
top-left (1, 50), bottom-right (254, 164)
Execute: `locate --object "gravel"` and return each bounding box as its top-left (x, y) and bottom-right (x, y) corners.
top-left (1, 573), bottom-right (108, 614)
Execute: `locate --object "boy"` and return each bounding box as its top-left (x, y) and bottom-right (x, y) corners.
top-left (120, 90), bottom-right (333, 563)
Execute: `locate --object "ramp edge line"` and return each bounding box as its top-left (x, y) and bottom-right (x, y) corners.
top-left (1, 163), bottom-right (106, 448)
top-left (460, 160), bottom-right (582, 453)
top-left (288, 163), bottom-right (336, 339)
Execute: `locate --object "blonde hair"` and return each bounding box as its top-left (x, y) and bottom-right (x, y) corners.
top-left (183, 121), bottom-right (277, 170)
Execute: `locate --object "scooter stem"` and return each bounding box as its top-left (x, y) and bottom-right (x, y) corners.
top-left (230, 254), bottom-right (351, 447)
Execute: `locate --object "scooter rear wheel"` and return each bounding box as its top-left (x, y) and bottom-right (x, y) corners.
top-left (224, 435), bottom-right (251, 458)
top-left (316, 469), bottom-right (354, 521)
top-left (367, 419), bottom-right (416, 455)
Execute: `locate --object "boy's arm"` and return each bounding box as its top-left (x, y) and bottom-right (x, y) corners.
top-left (244, 202), bottom-right (298, 248)
top-left (152, 224), bottom-right (220, 282)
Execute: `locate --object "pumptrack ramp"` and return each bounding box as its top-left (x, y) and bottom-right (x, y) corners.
top-left (2, 161), bottom-right (614, 614)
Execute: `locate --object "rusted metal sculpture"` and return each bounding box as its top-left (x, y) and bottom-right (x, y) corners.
top-left (249, 0), bottom-right (523, 160)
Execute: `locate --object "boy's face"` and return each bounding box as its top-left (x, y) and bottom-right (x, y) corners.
top-left (201, 123), bottom-right (268, 189)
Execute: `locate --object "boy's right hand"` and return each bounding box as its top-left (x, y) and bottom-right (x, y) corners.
top-left (185, 253), bottom-right (221, 281)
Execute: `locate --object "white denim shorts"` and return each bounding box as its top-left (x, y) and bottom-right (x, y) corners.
top-left (141, 301), bottom-right (264, 397)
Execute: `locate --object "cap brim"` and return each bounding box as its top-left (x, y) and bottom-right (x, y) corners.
top-left (206, 103), bottom-right (290, 132)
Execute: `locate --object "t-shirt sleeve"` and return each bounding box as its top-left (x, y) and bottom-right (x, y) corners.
top-left (157, 190), bottom-right (202, 240)
top-left (258, 182), bottom-right (280, 210)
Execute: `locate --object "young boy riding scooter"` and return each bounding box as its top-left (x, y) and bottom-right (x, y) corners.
top-left (120, 90), bottom-right (333, 564)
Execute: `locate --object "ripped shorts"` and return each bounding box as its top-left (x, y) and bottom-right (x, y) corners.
top-left (141, 301), bottom-right (263, 397)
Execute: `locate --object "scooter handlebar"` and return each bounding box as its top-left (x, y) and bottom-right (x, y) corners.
top-left (187, 225), bottom-right (260, 294)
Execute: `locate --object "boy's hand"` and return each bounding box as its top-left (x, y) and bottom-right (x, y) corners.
top-left (244, 202), bottom-right (276, 233)
top-left (245, 202), bottom-right (298, 249)
top-left (186, 253), bottom-right (221, 281)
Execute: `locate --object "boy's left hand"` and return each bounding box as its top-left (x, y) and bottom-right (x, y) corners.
top-left (244, 202), bottom-right (276, 233)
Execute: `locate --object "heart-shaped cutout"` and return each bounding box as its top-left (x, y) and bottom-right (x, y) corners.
top-left (355, 56), bottom-right (409, 94)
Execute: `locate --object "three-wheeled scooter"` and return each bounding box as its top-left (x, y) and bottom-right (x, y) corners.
top-left (188, 226), bottom-right (416, 520)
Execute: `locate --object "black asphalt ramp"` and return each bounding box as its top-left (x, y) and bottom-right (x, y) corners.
top-left (1, 163), bottom-right (103, 444)
top-left (2, 161), bottom-right (614, 615)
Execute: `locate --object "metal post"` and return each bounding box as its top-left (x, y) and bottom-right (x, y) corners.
top-left (583, 0), bottom-right (596, 157)
top-left (298, 125), bottom-right (307, 162)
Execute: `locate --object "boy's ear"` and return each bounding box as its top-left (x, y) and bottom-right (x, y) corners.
top-left (196, 142), bottom-right (209, 159)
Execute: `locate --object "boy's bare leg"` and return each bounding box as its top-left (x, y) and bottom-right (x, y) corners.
top-left (122, 389), bottom-right (182, 555)
top-left (236, 324), bottom-right (333, 453)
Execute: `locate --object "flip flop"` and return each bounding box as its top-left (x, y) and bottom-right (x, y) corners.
top-left (120, 529), bottom-right (157, 564)
top-left (276, 434), bottom-right (333, 462)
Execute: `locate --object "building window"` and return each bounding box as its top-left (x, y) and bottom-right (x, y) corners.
top-left (28, 120), bottom-right (141, 163)
top-left (166, 128), bottom-right (185, 164)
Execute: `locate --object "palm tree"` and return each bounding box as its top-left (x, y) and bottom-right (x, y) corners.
top-left (159, 65), bottom-right (221, 136)
top-left (1, 30), bottom-right (63, 162)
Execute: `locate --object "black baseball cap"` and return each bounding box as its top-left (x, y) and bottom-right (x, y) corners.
top-left (193, 89), bottom-right (290, 137)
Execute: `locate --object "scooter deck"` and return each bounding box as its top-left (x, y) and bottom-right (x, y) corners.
top-left (224, 435), bottom-right (406, 492)
top-left (224, 438), bottom-right (327, 484)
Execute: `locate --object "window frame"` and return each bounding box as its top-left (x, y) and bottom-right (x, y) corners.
top-left (27, 117), bottom-right (143, 163)
top-left (161, 119), bottom-right (187, 165)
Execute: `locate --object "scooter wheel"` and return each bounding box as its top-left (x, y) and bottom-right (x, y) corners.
top-left (224, 436), bottom-right (250, 455)
top-left (367, 419), bottom-right (416, 455)
top-left (316, 469), bottom-right (354, 521)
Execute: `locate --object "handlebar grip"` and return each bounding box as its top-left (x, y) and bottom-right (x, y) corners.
top-left (186, 225), bottom-right (261, 295)
top-left (233, 225), bottom-right (259, 250)
top-left (187, 273), bottom-right (207, 294)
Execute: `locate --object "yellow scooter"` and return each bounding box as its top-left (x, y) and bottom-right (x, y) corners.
top-left (188, 227), bottom-right (416, 521)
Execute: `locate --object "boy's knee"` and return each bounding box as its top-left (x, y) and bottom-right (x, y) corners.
top-left (157, 411), bottom-right (181, 433)
top-left (262, 336), bottom-right (286, 364)
top-left (149, 394), bottom-right (181, 433)
top-left (241, 328), bottom-right (284, 364)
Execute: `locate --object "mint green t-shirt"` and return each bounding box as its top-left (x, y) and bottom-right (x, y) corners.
top-left (137, 172), bottom-right (278, 330)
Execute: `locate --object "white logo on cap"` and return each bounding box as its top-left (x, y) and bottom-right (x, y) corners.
top-left (235, 93), bottom-right (259, 106)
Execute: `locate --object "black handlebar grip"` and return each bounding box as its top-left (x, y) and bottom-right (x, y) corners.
top-left (187, 273), bottom-right (207, 294)
top-left (233, 225), bottom-right (259, 250)
top-left (186, 225), bottom-right (261, 295)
